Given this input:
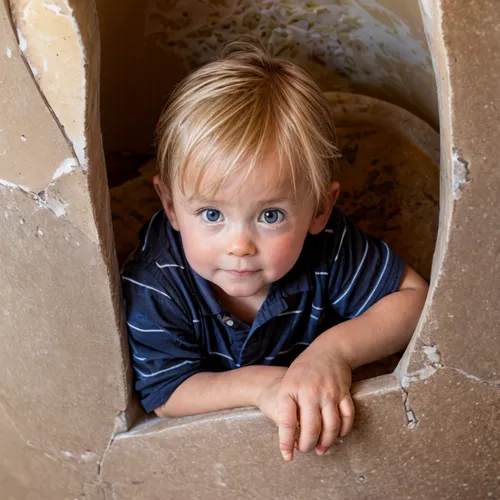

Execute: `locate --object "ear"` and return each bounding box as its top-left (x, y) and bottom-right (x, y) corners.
top-left (309, 181), bottom-right (341, 235)
top-left (153, 175), bottom-right (180, 231)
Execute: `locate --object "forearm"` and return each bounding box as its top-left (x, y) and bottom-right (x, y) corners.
top-left (310, 286), bottom-right (428, 369)
top-left (154, 365), bottom-right (287, 418)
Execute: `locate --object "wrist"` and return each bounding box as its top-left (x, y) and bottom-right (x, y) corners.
top-left (251, 365), bottom-right (287, 407)
top-left (308, 329), bottom-right (356, 369)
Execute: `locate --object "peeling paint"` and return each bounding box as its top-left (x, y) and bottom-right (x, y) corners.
top-left (16, 28), bottom-right (27, 51)
top-left (44, 194), bottom-right (68, 217)
top-left (452, 147), bottom-right (470, 199)
top-left (402, 389), bottom-right (418, 429)
top-left (52, 157), bottom-right (79, 180)
top-left (401, 343), bottom-right (442, 388)
top-left (422, 344), bottom-right (441, 365)
top-left (43, 2), bottom-right (64, 16)
top-left (11, 0), bottom-right (89, 169)
top-left (401, 364), bottom-right (437, 387)
top-left (0, 178), bottom-right (69, 218)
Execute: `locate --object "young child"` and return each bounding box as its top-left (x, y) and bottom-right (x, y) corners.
top-left (122, 41), bottom-right (428, 462)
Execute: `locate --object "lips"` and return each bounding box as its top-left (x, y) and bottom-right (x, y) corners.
top-left (226, 269), bottom-right (257, 276)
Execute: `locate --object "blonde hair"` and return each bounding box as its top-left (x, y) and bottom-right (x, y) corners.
top-left (156, 40), bottom-right (339, 210)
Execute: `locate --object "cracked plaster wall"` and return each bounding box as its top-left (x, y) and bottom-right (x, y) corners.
top-left (0, 0), bottom-right (131, 498)
top-left (96, 0), bottom-right (438, 161)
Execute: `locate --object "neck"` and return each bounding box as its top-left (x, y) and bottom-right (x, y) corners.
top-left (213, 285), bottom-right (270, 325)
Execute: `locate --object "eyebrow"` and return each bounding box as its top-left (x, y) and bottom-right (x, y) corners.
top-left (187, 196), bottom-right (296, 206)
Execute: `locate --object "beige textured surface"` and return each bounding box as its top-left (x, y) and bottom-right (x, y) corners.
top-left (0, 1), bottom-right (127, 498)
top-left (0, 4), bottom-right (73, 192)
top-left (0, 189), bottom-right (117, 499)
top-left (399, 0), bottom-right (500, 387)
top-left (103, 369), bottom-right (500, 499)
top-left (96, 0), bottom-right (437, 158)
top-left (102, 376), bottom-right (409, 500)
top-left (10, 0), bottom-right (88, 167)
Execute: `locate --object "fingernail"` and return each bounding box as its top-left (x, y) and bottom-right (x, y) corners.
top-left (315, 445), bottom-right (327, 456)
top-left (281, 451), bottom-right (293, 462)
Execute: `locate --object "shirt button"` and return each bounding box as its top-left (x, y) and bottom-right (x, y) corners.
top-left (225, 318), bottom-right (235, 327)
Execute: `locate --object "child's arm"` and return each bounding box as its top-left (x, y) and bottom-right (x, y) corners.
top-left (274, 264), bottom-right (428, 461)
top-left (318, 264), bottom-right (428, 369)
top-left (154, 365), bottom-right (287, 420)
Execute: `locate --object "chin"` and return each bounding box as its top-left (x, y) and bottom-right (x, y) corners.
top-left (218, 282), bottom-right (263, 298)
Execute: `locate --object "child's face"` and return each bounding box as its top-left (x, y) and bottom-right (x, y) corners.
top-left (155, 152), bottom-right (338, 300)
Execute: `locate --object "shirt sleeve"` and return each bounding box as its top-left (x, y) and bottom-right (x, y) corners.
top-left (327, 211), bottom-right (404, 319)
top-left (121, 263), bottom-right (204, 413)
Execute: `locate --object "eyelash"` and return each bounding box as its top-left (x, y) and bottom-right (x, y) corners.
top-left (197, 208), bottom-right (287, 225)
top-left (258, 209), bottom-right (285, 225)
top-left (199, 208), bottom-right (224, 224)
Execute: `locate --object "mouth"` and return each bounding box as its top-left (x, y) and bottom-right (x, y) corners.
top-left (225, 269), bottom-right (258, 277)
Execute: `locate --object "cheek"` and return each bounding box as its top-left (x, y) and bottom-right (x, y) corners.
top-left (264, 231), bottom-right (305, 272)
top-left (177, 221), bottom-right (219, 269)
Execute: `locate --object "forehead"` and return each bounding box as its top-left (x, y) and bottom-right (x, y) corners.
top-left (179, 150), bottom-right (303, 203)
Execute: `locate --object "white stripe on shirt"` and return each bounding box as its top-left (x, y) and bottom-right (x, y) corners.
top-left (156, 262), bottom-right (185, 270)
top-left (127, 322), bottom-right (166, 333)
top-left (208, 351), bottom-right (234, 362)
top-left (136, 359), bottom-right (199, 378)
top-left (353, 242), bottom-right (391, 317)
top-left (122, 276), bottom-right (171, 300)
top-left (333, 240), bottom-right (369, 305)
top-left (277, 310), bottom-right (303, 317)
top-left (141, 210), bottom-right (162, 252)
top-left (334, 225), bottom-right (347, 262)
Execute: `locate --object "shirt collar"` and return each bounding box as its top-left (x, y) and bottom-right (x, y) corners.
top-left (190, 267), bottom-right (223, 316)
top-left (277, 250), bottom-right (313, 298)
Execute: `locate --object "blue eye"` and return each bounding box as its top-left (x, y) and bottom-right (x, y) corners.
top-left (260, 209), bottom-right (284, 225)
top-left (201, 209), bottom-right (223, 223)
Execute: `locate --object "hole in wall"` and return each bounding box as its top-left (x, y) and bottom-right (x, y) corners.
top-left (97, 0), bottom-right (439, 409)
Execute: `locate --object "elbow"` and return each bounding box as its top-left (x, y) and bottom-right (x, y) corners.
top-left (154, 400), bottom-right (175, 419)
top-left (154, 398), bottom-right (188, 419)
top-left (153, 407), bottom-right (168, 419)
top-left (398, 265), bottom-right (429, 297)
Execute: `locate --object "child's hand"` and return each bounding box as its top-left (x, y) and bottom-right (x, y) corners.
top-left (276, 347), bottom-right (354, 461)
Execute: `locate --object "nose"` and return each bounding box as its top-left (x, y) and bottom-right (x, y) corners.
top-left (226, 227), bottom-right (257, 257)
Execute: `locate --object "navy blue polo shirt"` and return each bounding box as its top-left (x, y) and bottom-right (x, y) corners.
top-left (122, 208), bottom-right (404, 413)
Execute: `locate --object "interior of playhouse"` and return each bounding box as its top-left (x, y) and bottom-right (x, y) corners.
top-left (98, 0), bottom-right (440, 387)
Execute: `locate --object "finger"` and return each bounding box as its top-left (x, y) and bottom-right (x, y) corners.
top-left (339, 394), bottom-right (355, 437)
top-left (315, 401), bottom-right (341, 455)
top-left (277, 394), bottom-right (298, 462)
top-left (297, 403), bottom-right (322, 453)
